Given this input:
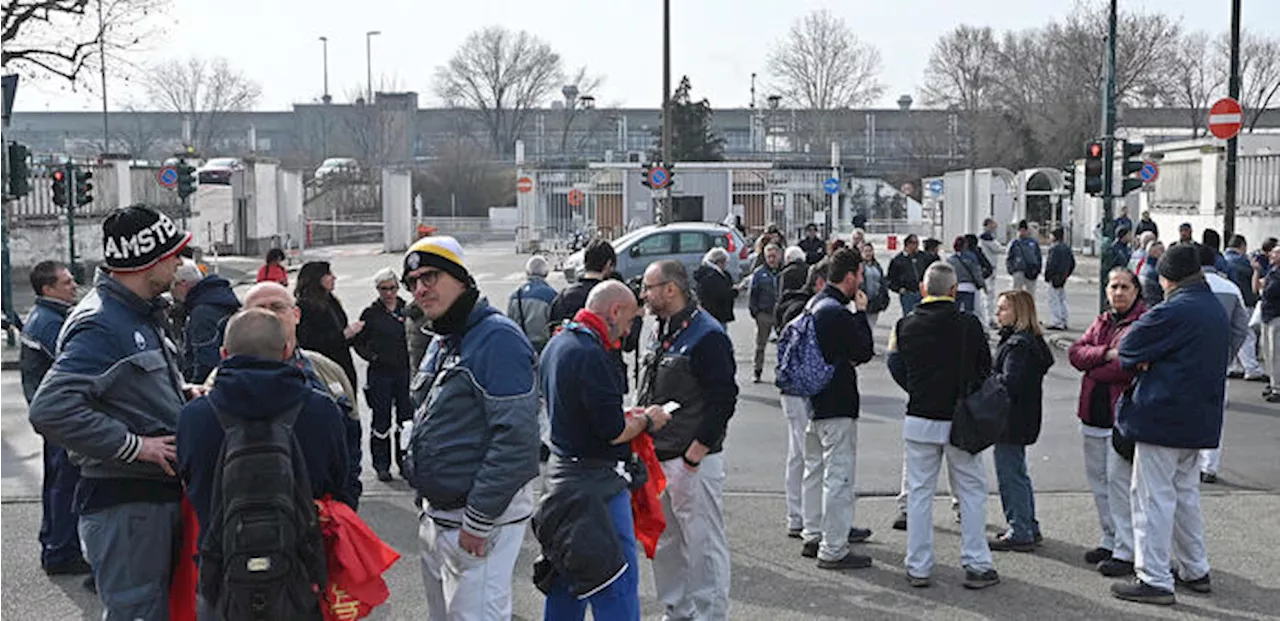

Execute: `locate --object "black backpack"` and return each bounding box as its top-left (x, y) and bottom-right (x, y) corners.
top-left (199, 401), bottom-right (328, 621)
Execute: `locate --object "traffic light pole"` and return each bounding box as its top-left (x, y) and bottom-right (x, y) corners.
top-left (65, 165), bottom-right (80, 281)
top-left (1098, 0), bottom-right (1119, 313)
top-left (1224, 0), bottom-right (1241, 241)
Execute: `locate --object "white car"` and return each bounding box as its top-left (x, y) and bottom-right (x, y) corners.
top-left (314, 157), bottom-right (360, 180)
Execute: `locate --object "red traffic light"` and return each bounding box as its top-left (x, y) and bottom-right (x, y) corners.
top-left (1088, 142), bottom-right (1103, 158)
top-left (52, 170), bottom-right (65, 181)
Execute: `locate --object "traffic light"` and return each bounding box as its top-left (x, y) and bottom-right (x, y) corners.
top-left (177, 159), bottom-right (197, 200)
top-left (1083, 140), bottom-right (1105, 196)
top-left (74, 167), bottom-right (93, 206)
top-left (50, 166), bottom-right (69, 208)
top-left (6, 142), bottom-right (31, 198)
top-left (1120, 140), bottom-right (1145, 196)
top-left (640, 161), bottom-right (653, 189)
top-left (1062, 165), bottom-right (1075, 197)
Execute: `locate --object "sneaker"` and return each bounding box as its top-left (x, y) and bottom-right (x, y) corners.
top-left (1085, 547), bottom-right (1113, 564)
top-left (1111, 579), bottom-right (1175, 605)
top-left (376, 470), bottom-right (393, 482)
top-left (1228, 370), bottom-right (1246, 379)
top-left (1098, 558), bottom-right (1135, 577)
top-left (1265, 391), bottom-right (1280, 403)
top-left (962, 567), bottom-right (1000, 590)
top-left (801, 540), bottom-right (819, 558)
top-left (1244, 373), bottom-right (1269, 383)
top-left (892, 512), bottom-right (907, 531)
top-left (1174, 570), bottom-right (1212, 594)
top-left (817, 552), bottom-right (873, 570)
top-left (44, 557), bottom-right (92, 576)
top-left (906, 574), bottom-right (932, 588)
top-left (847, 527), bottom-right (872, 543)
top-left (988, 534), bottom-right (1036, 553)
top-left (787, 528), bottom-right (802, 539)
top-left (1200, 472), bottom-right (1217, 484)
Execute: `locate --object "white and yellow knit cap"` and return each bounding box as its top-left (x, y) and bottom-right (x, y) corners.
top-left (402, 235), bottom-right (471, 286)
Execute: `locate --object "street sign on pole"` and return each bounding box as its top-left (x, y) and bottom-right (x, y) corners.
top-left (648, 166), bottom-right (670, 189)
top-left (822, 177), bottom-right (839, 195)
top-left (157, 166), bottom-right (178, 188)
top-left (1139, 161), bottom-right (1159, 184)
top-left (567, 188), bottom-right (585, 207)
top-left (927, 179), bottom-right (943, 195)
top-left (1208, 97), bottom-right (1243, 140)
top-left (516, 176), bottom-right (533, 193)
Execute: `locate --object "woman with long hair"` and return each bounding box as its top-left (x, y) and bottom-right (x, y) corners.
top-left (257, 247), bottom-right (289, 285)
top-left (295, 261), bottom-right (363, 391)
top-left (859, 242), bottom-right (890, 330)
top-left (1067, 268), bottom-right (1148, 575)
top-left (989, 289), bottom-right (1055, 552)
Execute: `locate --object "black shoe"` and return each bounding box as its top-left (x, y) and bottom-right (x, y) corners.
top-left (801, 540), bottom-right (819, 558)
top-left (753, 372), bottom-right (762, 384)
top-left (787, 528), bottom-right (802, 539)
top-left (1174, 570), bottom-right (1212, 594)
top-left (1245, 373), bottom-right (1269, 383)
top-left (1228, 370), bottom-right (1245, 379)
top-left (988, 535), bottom-right (1036, 553)
top-left (906, 574), bottom-right (932, 588)
top-left (1085, 547), bottom-right (1113, 564)
top-left (817, 552), bottom-right (873, 570)
top-left (962, 567), bottom-right (1000, 590)
top-left (848, 527), bottom-right (872, 543)
top-left (1111, 579), bottom-right (1175, 605)
top-left (376, 470), bottom-right (393, 482)
top-left (1098, 558), bottom-right (1135, 577)
top-left (1265, 391), bottom-right (1280, 403)
top-left (1200, 472), bottom-right (1217, 484)
top-left (82, 575), bottom-right (96, 594)
top-left (892, 512), bottom-right (907, 531)
top-left (44, 557), bottom-right (92, 576)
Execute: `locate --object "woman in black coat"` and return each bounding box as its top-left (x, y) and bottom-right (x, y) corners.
top-left (295, 261), bottom-right (363, 392)
top-left (990, 289), bottom-right (1055, 552)
top-left (694, 247), bottom-right (737, 325)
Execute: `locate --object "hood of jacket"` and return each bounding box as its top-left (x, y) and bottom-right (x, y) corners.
top-left (186, 275), bottom-right (240, 311)
top-left (1000, 328), bottom-right (1055, 374)
top-left (208, 355), bottom-right (311, 418)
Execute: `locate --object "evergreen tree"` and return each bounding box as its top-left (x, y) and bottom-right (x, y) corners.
top-left (652, 76), bottom-right (725, 162)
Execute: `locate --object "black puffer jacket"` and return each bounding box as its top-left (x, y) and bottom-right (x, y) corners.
top-left (532, 459), bottom-right (628, 598)
top-left (994, 327), bottom-right (1055, 445)
top-left (694, 263), bottom-right (737, 324)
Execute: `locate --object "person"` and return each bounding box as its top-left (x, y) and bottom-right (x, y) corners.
top-left (1135, 210), bottom-right (1159, 238)
top-left (989, 290), bottom-right (1054, 552)
top-left (778, 245), bottom-right (809, 295)
top-left (1068, 268), bottom-right (1148, 577)
top-left (1260, 245), bottom-right (1280, 403)
top-left (256, 247), bottom-right (289, 285)
top-left (1139, 240), bottom-right (1165, 306)
top-left (887, 262), bottom-right (999, 590)
top-left (752, 224), bottom-right (787, 269)
top-left (775, 260), bottom-right (829, 539)
top-left (1130, 231), bottom-right (1156, 272)
top-left (748, 244), bottom-right (783, 383)
top-left (1107, 228), bottom-right (1133, 275)
top-left (1197, 243), bottom-right (1252, 484)
top-left (694, 247), bottom-right (737, 325)
top-left (921, 238), bottom-right (943, 267)
top-left (1115, 206), bottom-right (1133, 235)
top-left (849, 228), bottom-right (867, 253)
top-left (887, 234), bottom-right (930, 315)
top-left (860, 242), bottom-right (890, 331)
top-left (29, 205), bottom-right (194, 620)
top-left (1006, 220), bottom-right (1042, 296)
top-left (402, 236), bottom-right (541, 619)
top-left (799, 223), bottom-right (826, 264)
top-left (798, 248), bottom-right (876, 570)
top-left (295, 261), bottom-right (362, 392)
top-left (1110, 243), bottom-right (1227, 605)
top-left (1176, 222), bottom-right (1194, 246)
top-left (1224, 235), bottom-right (1266, 382)
top-left (547, 238), bottom-right (642, 390)
top-left (20, 260), bottom-right (90, 579)
top-left (536, 281), bottom-right (671, 620)
top-left (978, 219), bottom-right (1004, 327)
top-left (354, 268), bottom-right (414, 482)
top-left (172, 259), bottom-right (240, 383)
top-left (1202, 229), bottom-right (1231, 274)
top-left (1252, 237), bottom-right (1277, 285)
top-left (507, 255), bottom-right (558, 353)
top-left (406, 300), bottom-right (432, 372)
top-left (1043, 227), bottom-right (1076, 330)
top-left (947, 235), bottom-right (984, 314)
top-left (638, 260), bottom-right (738, 621)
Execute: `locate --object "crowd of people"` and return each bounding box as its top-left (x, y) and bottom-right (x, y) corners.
top-left (17, 203), bottom-right (1280, 619)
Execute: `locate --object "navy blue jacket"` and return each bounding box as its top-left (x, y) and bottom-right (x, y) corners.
top-left (749, 264), bottom-right (781, 316)
top-left (1224, 249), bottom-right (1257, 308)
top-left (1116, 281), bottom-right (1228, 449)
top-left (541, 321), bottom-right (628, 462)
top-left (182, 275), bottom-right (241, 383)
top-left (20, 297), bottom-right (74, 403)
top-left (1006, 237), bottom-right (1042, 278)
top-left (1044, 242), bottom-right (1076, 288)
top-left (177, 355), bottom-right (354, 545)
top-left (810, 285), bottom-right (874, 419)
top-left (1262, 271), bottom-right (1280, 323)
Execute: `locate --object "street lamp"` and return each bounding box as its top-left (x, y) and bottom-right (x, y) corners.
top-left (319, 36), bottom-right (331, 104)
top-left (366, 30), bottom-right (381, 104)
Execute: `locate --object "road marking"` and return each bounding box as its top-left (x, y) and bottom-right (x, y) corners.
top-left (502, 271), bottom-right (525, 282)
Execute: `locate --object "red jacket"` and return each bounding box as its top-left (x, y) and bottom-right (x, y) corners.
top-left (1068, 301), bottom-right (1147, 428)
top-left (257, 263), bottom-right (289, 286)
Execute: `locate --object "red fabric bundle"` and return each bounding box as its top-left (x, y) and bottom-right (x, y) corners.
top-left (169, 496), bottom-right (200, 621)
top-left (629, 432), bottom-right (667, 559)
top-left (316, 497), bottom-right (401, 621)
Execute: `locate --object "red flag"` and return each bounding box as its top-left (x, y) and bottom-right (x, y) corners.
top-left (316, 497), bottom-right (401, 621)
top-left (168, 496), bottom-right (200, 621)
top-left (629, 433), bottom-right (667, 559)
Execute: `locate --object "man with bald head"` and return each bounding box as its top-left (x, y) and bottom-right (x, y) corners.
top-left (536, 280), bottom-right (670, 618)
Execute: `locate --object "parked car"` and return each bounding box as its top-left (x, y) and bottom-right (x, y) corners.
top-left (314, 157), bottom-right (360, 181)
top-left (562, 222), bottom-right (751, 283)
top-left (197, 157), bottom-right (244, 184)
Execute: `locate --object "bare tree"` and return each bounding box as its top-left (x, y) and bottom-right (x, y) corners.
top-left (1164, 32), bottom-right (1224, 137)
top-left (920, 25), bottom-right (1000, 111)
top-left (414, 139), bottom-right (512, 218)
top-left (434, 27), bottom-right (564, 158)
top-left (1, 0), bottom-right (165, 83)
top-left (766, 9), bottom-right (884, 109)
top-left (1222, 31), bottom-right (1280, 131)
top-left (142, 56), bottom-right (261, 154)
top-left (556, 67), bottom-right (604, 155)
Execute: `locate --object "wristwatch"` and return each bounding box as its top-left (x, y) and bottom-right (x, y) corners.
top-left (682, 454), bottom-right (701, 468)
top-left (643, 414), bottom-right (654, 433)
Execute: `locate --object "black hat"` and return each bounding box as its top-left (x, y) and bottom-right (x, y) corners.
top-left (1157, 242), bottom-right (1202, 283)
top-left (101, 205), bottom-right (192, 272)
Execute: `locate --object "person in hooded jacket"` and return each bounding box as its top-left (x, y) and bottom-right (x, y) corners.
top-left (172, 261), bottom-right (241, 384)
top-left (694, 247), bottom-right (738, 326)
top-left (1068, 268), bottom-right (1147, 576)
top-left (988, 290), bottom-right (1055, 552)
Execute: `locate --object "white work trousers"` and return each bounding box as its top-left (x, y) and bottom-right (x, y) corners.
top-left (1198, 379), bottom-right (1231, 476)
top-left (1082, 431), bottom-right (1115, 551)
top-left (983, 276), bottom-right (999, 325)
top-left (903, 439), bottom-right (994, 578)
top-left (1048, 285), bottom-right (1069, 328)
top-left (800, 417), bottom-right (858, 562)
top-left (1228, 310), bottom-right (1265, 377)
top-left (780, 395), bottom-right (811, 531)
top-left (655, 454), bottom-right (731, 621)
top-left (1107, 446), bottom-right (1135, 562)
top-left (418, 514), bottom-right (526, 621)
top-left (1131, 443), bottom-right (1211, 592)
top-left (1011, 272), bottom-right (1038, 297)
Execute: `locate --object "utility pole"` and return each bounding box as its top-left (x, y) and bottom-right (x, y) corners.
top-left (1098, 0), bottom-right (1119, 312)
top-left (1224, 0), bottom-right (1241, 241)
top-left (365, 30), bottom-right (381, 105)
top-left (319, 36), bottom-right (331, 104)
top-left (98, 0), bottom-right (109, 153)
top-left (660, 0), bottom-right (672, 224)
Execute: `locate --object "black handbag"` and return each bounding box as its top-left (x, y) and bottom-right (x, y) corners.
top-left (949, 315), bottom-right (1011, 454)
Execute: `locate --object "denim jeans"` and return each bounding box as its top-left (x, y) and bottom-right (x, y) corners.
top-left (899, 291), bottom-right (923, 316)
top-left (956, 291), bottom-right (976, 314)
top-left (993, 443), bottom-right (1040, 543)
top-left (544, 490), bottom-right (640, 621)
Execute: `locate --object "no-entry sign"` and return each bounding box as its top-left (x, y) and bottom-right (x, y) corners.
top-left (516, 176), bottom-right (534, 193)
top-left (567, 188), bottom-right (585, 207)
top-left (1208, 97), bottom-right (1243, 140)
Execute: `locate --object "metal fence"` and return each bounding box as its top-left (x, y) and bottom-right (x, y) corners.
top-left (1240, 153), bottom-right (1280, 212)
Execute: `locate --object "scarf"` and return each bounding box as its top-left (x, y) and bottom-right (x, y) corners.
top-left (426, 288), bottom-right (480, 336)
top-left (571, 308), bottom-right (619, 351)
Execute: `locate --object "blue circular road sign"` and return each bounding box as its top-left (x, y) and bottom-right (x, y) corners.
top-left (648, 166), bottom-right (670, 189)
top-left (1139, 161), bottom-right (1159, 183)
top-left (823, 177), bottom-right (840, 194)
top-left (928, 179), bottom-right (944, 195)
top-left (157, 166), bottom-right (179, 188)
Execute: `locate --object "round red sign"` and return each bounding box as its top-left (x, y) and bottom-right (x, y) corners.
top-left (1208, 97), bottom-right (1243, 140)
top-left (516, 176), bottom-right (534, 193)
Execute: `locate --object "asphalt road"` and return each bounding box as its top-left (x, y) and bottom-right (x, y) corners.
top-left (2, 241), bottom-right (1278, 619)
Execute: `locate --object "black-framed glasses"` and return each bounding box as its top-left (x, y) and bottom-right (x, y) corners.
top-left (403, 269), bottom-right (444, 290)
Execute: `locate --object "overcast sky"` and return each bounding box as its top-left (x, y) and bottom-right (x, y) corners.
top-left (12, 0), bottom-right (1280, 112)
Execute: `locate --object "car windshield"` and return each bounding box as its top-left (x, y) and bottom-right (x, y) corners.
top-left (206, 158), bottom-right (238, 167)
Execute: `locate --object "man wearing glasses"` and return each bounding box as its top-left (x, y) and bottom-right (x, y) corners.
top-left (401, 236), bottom-right (540, 619)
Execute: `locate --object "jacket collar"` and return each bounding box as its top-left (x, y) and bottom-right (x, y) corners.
top-left (96, 270), bottom-right (169, 317)
top-left (921, 294), bottom-right (955, 304)
top-left (570, 309), bottom-right (618, 351)
top-left (820, 283), bottom-right (851, 305)
top-left (34, 296), bottom-right (75, 316)
top-left (1167, 279), bottom-right (1210, 300)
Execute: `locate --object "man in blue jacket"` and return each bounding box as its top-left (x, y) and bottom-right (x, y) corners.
top-left (1224, 235), bottom-right (1266, 381)
top-left (20, 260), bottom-right (89, 578)
top-left (1006, 220), bottom-right (1042, 297)
top-left (749, 244), bottom-right (783, 383)
top-left (799, 248), bottom-right (876, 571)
top-left (1112, 244), bottom-right (1228, 605)
top-left (172, 260), bottom-right (241, 383)
top-left (1043, 227), bottom-right (1075, 330)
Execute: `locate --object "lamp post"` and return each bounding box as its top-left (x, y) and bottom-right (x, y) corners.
top-left (319, 36), bottom-right (331, 104)
top-left (366, 30), bottom-right (381, 104)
